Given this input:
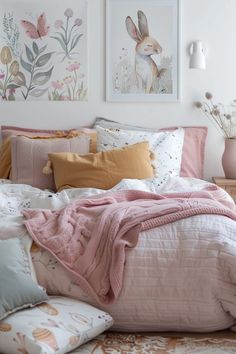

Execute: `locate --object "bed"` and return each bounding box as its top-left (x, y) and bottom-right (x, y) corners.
top-left (1, 121), bottom-right (236, 354)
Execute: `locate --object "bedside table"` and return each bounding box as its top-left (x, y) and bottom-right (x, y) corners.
top-left (212, 177), bottom-right (236, 202)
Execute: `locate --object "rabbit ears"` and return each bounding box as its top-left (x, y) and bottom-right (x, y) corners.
top-left (126, 10), bottom-right (149, 43)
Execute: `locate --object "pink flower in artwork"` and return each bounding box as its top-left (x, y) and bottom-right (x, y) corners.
top-left (74, 18), bottom-right (82, 26)
top-left (60, 95), bottom-right (70, 101)
top-left (64, 76), bottom-right (73, 85)
top-left (66, 62), bottom-right (80, 72)
top-left (54, 20), bottom-right (64, 29)
top-left (0, 71), bottom-right (5, 80)
top-left (64, 8), bottom-right (73, 18)
top-left (51, 80), bottom-right (64, 90)
top-left (8, 88), bottom-right (16, 94)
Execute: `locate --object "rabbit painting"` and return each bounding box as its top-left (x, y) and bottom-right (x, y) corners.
top-left (125, 10), bottom-right (166, 93)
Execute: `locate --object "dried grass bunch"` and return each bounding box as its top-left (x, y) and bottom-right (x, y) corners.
top-left (195, 92), bottom-right (236, 138)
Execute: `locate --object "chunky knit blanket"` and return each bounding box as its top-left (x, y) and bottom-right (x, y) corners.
top-left (23, 186), bottom-right (236, 305)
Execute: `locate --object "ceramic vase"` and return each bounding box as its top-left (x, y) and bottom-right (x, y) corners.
top-left (222, 138), bottom-right (236, 178)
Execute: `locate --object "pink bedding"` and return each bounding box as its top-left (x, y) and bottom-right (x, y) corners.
top-left (23, 187), bottom-right (236, 306)
top-left (2, 177), bottom-right (236, 332)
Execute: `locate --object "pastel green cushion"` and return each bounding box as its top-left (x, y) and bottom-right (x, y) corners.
top-left (0, 238), bottom-right (48, 320)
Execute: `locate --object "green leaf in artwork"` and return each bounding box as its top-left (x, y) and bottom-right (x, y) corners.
top-left (20, 57), bottom-right (32, 73)
top-left (54, 31), bottom-right (66, 43)
top-left (70, 34), bottom-right (83, 52)
top-left (0, 81), bottom-right (4, 90)
top-left (51, 36), bottom-right (67, 52)
top-left (29, 88), bottom-right (48, 97)
top-left (7, 83), bottom-right (20, 89)
top-left (39, 44), bottom-right (48, 54)
top-left (25, 45), bottom-right (34, 63)
top-left (32, 42), bottom-right (39, 56)
top-left (14, 72), bottom-right (26, 86)
top-left (8, 94), bottom-right (16, 101)
top-left (32, 67), bottom-right (54, 86)
top-left (36, 52), bottom-right (54, 67)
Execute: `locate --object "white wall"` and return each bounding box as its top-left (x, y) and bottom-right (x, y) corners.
top-left (1, 0), bottom-right (236, 180)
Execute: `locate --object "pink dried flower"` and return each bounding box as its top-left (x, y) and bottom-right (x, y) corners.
top-left (0, 72), bottom-right (5, 80)
top-left (66, 62), bottom-right (80, 72)
top-left (74, 18), bottom-right (82, 26)
top-left (54, 20), bottom-right (63, 29)
top-left (64, 8), bottom-right (73, 18)
top-left (51, 80), bottom-right (64, 90)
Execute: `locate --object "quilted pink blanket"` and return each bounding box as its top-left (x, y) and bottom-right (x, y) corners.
top-left (23, 186), bottom-right (236, 305)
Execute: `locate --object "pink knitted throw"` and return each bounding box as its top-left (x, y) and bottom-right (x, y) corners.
top-left (23, 186), bottom-right (236, 305)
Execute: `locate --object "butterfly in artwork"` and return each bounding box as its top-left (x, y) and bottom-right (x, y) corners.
top-left (21, 12), bottom-right (50, 39)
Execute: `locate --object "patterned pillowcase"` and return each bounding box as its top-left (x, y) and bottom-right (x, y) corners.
top-left (0, 296), bottom-right (113, 354)
top-left (96, 126), bottom-right (185, 177)
top-left (94, 118), bottom-right (208, 179)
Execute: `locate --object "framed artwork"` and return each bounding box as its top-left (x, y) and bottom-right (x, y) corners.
top-left (106, 0), bottom-right (180, 102)
top-left (0, 0), bottom-right (87, 101)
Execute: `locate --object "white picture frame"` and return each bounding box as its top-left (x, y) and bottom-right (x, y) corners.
top-left (0, 0), bottom-right (88, 101)
top-left (106, 0), bottom-right (180, 102)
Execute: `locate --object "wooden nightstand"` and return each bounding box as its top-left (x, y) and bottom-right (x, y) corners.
top-left (212, 177), bottom-right (236, 202)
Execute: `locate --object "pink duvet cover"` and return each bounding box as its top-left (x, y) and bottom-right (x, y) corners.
top-left (1, 177), bottom-right (236, 332)
top-left (24, 187), bottom-right (236, 306)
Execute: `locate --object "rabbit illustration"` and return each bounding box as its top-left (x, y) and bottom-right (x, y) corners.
top-left (125, 10), bottom-right (166, 93)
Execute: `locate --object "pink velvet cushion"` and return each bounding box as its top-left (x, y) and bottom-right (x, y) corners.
top-left (159, 126), bottom-right (208, 179)
top-left (11, 135), bottom-right (90, 190)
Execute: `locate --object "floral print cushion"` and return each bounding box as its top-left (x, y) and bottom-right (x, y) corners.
top-left (0, 296), bottom-right (113, 354)
top-left (96, 126), bottom-right (185, 178)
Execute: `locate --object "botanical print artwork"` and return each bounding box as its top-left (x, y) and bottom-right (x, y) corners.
top-left (107, 0), bottom-right (179, 102)
top-left (0, 0), bottom-right (87, 101)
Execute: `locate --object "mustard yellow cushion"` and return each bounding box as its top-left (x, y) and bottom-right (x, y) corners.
top-left (49, 142), bottom-right (154, 191)
top-left (0, 138), bottom-right (11, 179)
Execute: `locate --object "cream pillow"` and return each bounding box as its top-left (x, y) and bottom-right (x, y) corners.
top-left (48, 142), bottom-right (154, 191)
top-left (96, 125), bottom-right (185, 177)
top-left (0, 296), bottom-right (113, 354)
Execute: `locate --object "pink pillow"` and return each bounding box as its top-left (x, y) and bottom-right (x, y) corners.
top-left (159, 127), bottom-right (208, 179)
top-left (1, 125), bottom-right (95, 141)
top-left (11, 135), bottom-right (90, 190)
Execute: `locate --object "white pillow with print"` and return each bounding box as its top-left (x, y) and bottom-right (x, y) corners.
top-left (96, 126), bottom-right (185, 177)
top-left (0, 296), bottom-right (113, 354)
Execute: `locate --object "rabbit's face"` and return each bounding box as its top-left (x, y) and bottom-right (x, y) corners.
top-left (136, 37), bottom-right (162, 56)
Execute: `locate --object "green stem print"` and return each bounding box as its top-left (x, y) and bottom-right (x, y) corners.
top-left (20, 41), bottom-right (54, 100)
top-left (52, 8), bottom-right (83, 61)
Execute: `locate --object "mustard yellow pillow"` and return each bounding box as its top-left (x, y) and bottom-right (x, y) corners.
top-left (0, 138), bottom-right (11, 179)
top-left (48, 142), bottom-right (154, 191)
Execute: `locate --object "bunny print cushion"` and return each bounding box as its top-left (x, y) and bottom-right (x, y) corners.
top-left (0, 296), bottom-right (113, 354)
